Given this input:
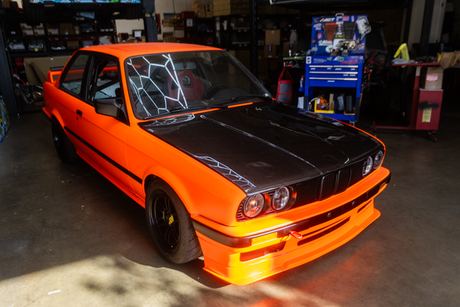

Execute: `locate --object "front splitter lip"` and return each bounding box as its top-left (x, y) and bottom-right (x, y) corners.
top-left (201, 206), bottom-right (381, 286)
top-left (192, 172), bottom-right (391, 249)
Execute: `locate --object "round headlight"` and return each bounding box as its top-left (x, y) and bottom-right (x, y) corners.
top-left (373, 151), bottom-right (384, 169)
top-left (362, 156), bottom-right (374, 177)
top-left (272, 187), bottom-right (291, 211)
top-left (243, 194), bottom-right (265, 218)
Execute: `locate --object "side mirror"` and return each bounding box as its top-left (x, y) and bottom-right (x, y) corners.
top-left (94, 97), bottom-right (128, 124)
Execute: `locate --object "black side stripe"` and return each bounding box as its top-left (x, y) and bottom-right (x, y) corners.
top-left (64, 127), bottom-right (143, 184)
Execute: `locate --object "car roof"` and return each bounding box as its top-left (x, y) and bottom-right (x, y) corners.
top-left (81, 43), bottom-right (223, 60)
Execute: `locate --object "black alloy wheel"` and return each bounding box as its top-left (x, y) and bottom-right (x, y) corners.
top-left (150, 190), bottom-right (180, 253)
top-left (145, 180), bottom-right (202, 264)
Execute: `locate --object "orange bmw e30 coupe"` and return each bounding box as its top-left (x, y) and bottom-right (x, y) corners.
top-left (43, 43), bottom-right (390, 285)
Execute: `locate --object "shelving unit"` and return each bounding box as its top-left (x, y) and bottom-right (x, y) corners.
top-left (194, 18), bottom-right (215, 46)
top-left (173, 15), bottom-right (195, 44)
top-left (215, 15), bottom-right (250, 49)
top-left (0, 1), bottom-right (143, 114)
top-left (173, 16), bottom-right (215, 46)
top-left (5, 20), bottom-right (117, 58)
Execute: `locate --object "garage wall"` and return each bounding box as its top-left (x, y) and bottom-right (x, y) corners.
top-left (115, 19), bottom-right (144, 37)
top-left (408, 0), bottom-right (447, 52)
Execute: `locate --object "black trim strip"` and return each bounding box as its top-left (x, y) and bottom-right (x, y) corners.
top-left (64, 126), bottom-right (143, 184)
top-left (42, 109), bottom-right (52, 124)
top-left (193, 172), bottom-right (391, 248)
top-left (240, 241), bottom-right (287, 262)
top-left (297, 217), bottom-right (351, 246)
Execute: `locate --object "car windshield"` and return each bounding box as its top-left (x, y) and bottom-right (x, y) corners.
top-left (126, 51), bottom-right (270, 120)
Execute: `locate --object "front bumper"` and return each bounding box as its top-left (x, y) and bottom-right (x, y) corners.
top-left (193, 167), bottom-right (391, 285)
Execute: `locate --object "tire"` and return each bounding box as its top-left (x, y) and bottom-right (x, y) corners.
top-left (51, 119), bottom-right (78, 163)
top-left (145, 179), bottom-right (202, 264)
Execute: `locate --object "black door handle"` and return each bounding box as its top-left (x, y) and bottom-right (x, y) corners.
top-left (76, 110), bottom-right (82, 116)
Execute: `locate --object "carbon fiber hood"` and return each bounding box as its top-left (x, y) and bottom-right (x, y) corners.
top-left (139, 101), bottom-right (382, 193)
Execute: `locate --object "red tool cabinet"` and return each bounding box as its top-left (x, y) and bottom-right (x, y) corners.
top-left (373, 63), bottom-right (443, 141)
top-left (416, 89), bottom-right (443, 131)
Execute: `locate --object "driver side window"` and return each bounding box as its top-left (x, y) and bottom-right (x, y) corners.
top-left (88, 59), bottom-right (121, 103)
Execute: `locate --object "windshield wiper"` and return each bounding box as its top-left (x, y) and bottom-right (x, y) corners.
top-left (168, 104), bottom-right (226, 113)
top-left (229, 95), bottom-right (272, 103)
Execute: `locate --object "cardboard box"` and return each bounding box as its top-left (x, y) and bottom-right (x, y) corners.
top-left (265, 29), bottom-right (280, 46)
top-left (20, 23), bottom-right (33, 30)
top-left (174, 29), bottom-right (185, 38)
top-left (213, 0), bottom-right (250, 16)
top-left (205, 4), bottom-right (214, 17)
top-left (33, 28), bottom-right (45, 36)
top-left (258, 4), bottom-right (278, 14)
top-left (192, 0), bottom-right (213, 5)
top-left (421, 67), bottom-right (444, 90)
top-left (47, 24), bottom-right (60, 35)
top-left (33, 24), bottom-right (45, 36)
top-left (67, 41), bottom-right (80, 49)
top-left (264, 45), bottom-right (278, 58)
top-left (20, 23), bottom-right (34, 36)
top-left (195, 4), bottom-right (214, 17)
top-left (22, 29), bottom-right (35, 36)
top-left (282, 42), bottom-right (297, 57)
top-left (60, 23), bottom-right (75, 35)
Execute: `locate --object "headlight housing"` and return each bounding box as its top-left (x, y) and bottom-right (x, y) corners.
top-left (271, 187), bottom-right (291, 211)
top-left (362, 150), bottom-right (385, 177)
top-left (373, 150), bottom-right (384, 169)
top-left (362, 156), bottom-right (374, 177)
top-left (238, 186), bottom-right (296, 221)
top-left (242, 194), bottom-right (265, 218)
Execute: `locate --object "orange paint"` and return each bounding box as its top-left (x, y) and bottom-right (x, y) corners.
top-left (43, 43), bottom-right (390, 285)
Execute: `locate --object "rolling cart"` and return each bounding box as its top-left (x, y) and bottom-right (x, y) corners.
top-left (298, 14), bottom-right (371, 124)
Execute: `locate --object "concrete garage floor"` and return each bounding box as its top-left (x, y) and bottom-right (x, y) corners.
top-left (1, 98), bottom-right (459, 307)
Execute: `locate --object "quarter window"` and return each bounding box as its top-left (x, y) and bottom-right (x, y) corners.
top-left (88, 59), bottom-right (121, 102)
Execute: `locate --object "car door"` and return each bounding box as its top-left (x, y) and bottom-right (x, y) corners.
top-left (56, 53), bottom-right (92, 146)
top-left (75, 54), bottom-right (135, 194)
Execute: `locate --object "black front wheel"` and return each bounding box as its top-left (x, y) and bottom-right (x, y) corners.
top-left (145, 180), bottom-right (202, 264)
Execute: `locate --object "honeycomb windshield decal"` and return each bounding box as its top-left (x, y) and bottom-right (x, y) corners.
top-left (127, 51), bottom-right (270, 120)
top-left (127, 54), bottom-right (189, 118)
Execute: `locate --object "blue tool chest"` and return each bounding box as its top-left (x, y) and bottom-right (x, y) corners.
top-left (299, 14), bottom-right (370, 123)
top-left (302, 55), bottom-right (364, 122)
